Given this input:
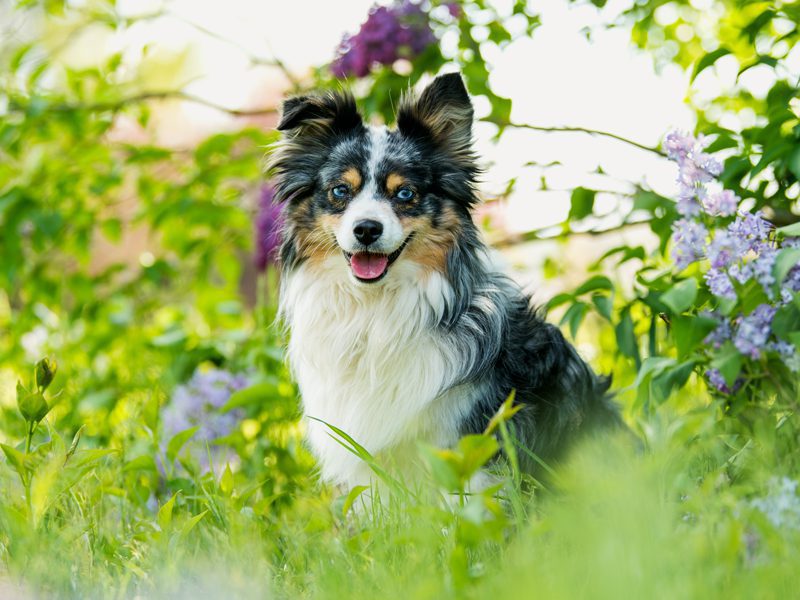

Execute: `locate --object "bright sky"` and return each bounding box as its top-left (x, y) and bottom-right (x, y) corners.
top-left (102, 0), bottom-right (700, 233)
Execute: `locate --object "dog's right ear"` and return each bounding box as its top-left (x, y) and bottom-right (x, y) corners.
top-left (277, 92), bottom-right (363, 137)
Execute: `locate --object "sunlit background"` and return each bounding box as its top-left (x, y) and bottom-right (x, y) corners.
top-left (6, 0), bottom-right (788, 290)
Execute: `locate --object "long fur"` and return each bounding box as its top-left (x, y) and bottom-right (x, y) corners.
top-left (271, 73), bottom-right (621, 490)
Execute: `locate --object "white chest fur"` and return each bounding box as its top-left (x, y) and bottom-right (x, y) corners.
top-left (281, 256), bottom-right (474, 488)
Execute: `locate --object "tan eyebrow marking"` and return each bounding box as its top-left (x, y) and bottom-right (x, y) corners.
top-left (386, 173), bottom-right (407, 196)
top-left (342, 167), bottom-right (362, 190)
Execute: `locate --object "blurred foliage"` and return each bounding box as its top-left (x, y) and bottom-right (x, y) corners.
top-left (0, 0), bottom-right (799, 596)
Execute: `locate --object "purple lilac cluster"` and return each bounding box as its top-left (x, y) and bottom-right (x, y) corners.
top-left (254, 184), bottom-right (284, 272)
top-left (331, 1), bottom-right (436, 78)
top-left (161, 368), bottom-right (249, 474)
top-left (665, 131), bottom-right (800, 392)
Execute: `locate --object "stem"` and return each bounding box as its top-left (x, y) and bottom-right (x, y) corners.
top-left (490, 218), bottom-right (651, 248)
top-left (499, 121), bottom-right (667, 157)
top-left (24, 420), bottom-right (34, 454)
top-left (8, 90), bottom-right (278, 118)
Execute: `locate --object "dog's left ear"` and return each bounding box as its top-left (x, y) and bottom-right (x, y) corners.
top-left (397, 73), bottom-right (474, 164)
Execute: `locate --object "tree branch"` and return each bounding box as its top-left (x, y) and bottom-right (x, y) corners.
top-left (11, 91), bottom-right (277, 117)
top-left (490, 219), bottom-right (651, 249)
top-left (501, 121), bottom-right (666, 157)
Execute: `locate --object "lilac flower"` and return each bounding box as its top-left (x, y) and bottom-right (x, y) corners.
top-left (703, 315), bottom-right (731, 349)
top-left (733, 304), bottom-right (776, 360)
top-left (671, 219), bottom-right (707, 270)
top-left (706, 230), bottom-right (745, 270)
top-left (728, 211), bottom-right (772, 251)
top-left (331, 1), bottom-right (436, 78)
top-left (664, 131), bottom-right (702, 162)
top-left (703, 189), bottom-right (738, 217)
top-left (769, 340), bottom-right (799, 372)
top-left (705, 368), bottom-right (742, 395)
top-left (666, 132), bottom-right (722, 210)
top-left (705, 268), bottom-right (736, 300)
top-left (751, 245), bottom-right (777, 295)
top-left (254, 184), bottom-right (284, 272)
top-left (677, 195), bottom-right (703, 218)
top-left (161, 368), bottom-right (249, 475)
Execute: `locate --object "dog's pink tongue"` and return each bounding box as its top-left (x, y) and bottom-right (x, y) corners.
top-left (350, 252), bottom-right (388, 280)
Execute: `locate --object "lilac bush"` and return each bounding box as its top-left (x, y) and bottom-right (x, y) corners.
top-left (161, 367), bottom-right (249, 474)
top-left (665, 131), bottom-right (800, 393)
top-left (331, 0), bottom-right (436, 78)
top-left (254, 184), bottom-right (284, 272)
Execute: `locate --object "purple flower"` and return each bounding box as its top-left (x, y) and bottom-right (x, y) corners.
top-left (161, 368), bottom-right (250, 474)
top-left (705, 368), bottom-right (742, 395)
top-left (666, 132), bottom-right (722, 204)
top-left (733, 304), bottom-right (776, 360)
top-left (444, 2), bottom-right (462, 18)
top-left (331, 1), bottom-right (436, 78)
top-left (703, 189), bottom-right (738, 217)
top-left (705, 268), bottom-right (736, 300)
top-left (703, 314), bottom-right (731, 349)
top-left (255, 184), bottom-right (284, 272)
top-left (664, 131), bottom-right (701, 162)
top-left (728, 211), bottom-right (772, 251)
top-left (677, 194), bottom-right (703, 218)
top-left (707, 230), bottom-right (746, 270)
top-left (671, 219), bottom-right (707, 270)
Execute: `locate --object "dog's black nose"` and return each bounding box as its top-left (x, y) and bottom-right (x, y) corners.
top-left (353, 219), bottom-right (383, 246)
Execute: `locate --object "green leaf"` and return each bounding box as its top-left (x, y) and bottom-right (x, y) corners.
top-left (773, 247), bottom-right (800, 293)
top-left (568, 187), bottom-right (596, 221)
top-left (342, 485), bottom-right (369, 517)
top-left (420, 446), bottom-right (461, 491)
top-left (592, 294), bottom-right (613, 320)
top-left (456, 434), bottom-right (500, 478)
top-left (772, 303), bottom-right (800, 344)
top-left (221, 380), bottom-right (280, 412)
top-left (615, 309), bottom-right (640, 364)
top-left (122, 454), bottom-right (157, 473)
top-left (1, 443), bottom-right (30, 482)
top-left (180, 510), bottom-right (209, 538)
top-left (546, 292), bottom-right (574, 311)
top-left (575, 275), bottom-right (613, 295)
top-left (660, 278), bottom-right (698, 314)
top-left (710, 343), bottom-right (744, 387)
top-left (166, 427), bottom-right (198, 464)
top-left (561, 302), bottom-right (588, 339)
top-left (651, 360), bottom-right (697, 403)
top-left (777, 222), bottom-right (800, 237)
top-left (220, 463), bottom-right (234, 496)
top-left (691, 47), bottom-right (731, 82)
top-left (158, 492), bottom-right (179, 531)
top-left (18, 392), bottom-right (49, 424)
top-left (35, 357), bottom-right (57, 391)
top-left (787, 146), bottom-right (800, 181)
top-left (671, 315), bottom-right (718, 360)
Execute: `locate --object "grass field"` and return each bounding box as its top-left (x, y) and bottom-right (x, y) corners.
top-left (2, 379), bottom-right (800, 599)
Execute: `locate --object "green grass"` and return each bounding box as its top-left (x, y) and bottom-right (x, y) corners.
top-left (2, 395), bottom-right (800, 599)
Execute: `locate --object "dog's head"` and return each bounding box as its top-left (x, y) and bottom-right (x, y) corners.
top-left (270, 73), bottom-right (479, 284)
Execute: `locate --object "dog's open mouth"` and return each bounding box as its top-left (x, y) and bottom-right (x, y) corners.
top-left (344, 235), bottom-right (412, 283)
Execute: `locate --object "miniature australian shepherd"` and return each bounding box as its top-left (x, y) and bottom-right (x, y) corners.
top-left (271, 72), bottom-right (621, 491)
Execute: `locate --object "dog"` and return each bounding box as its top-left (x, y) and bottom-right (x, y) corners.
top-left (270, 73), bottom-right (621, 491)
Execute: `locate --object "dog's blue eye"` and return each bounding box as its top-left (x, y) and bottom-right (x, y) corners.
top-left (331, 185), bottom-right (349, 199)
top-left (396, 187), bottom-right (415, 201)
